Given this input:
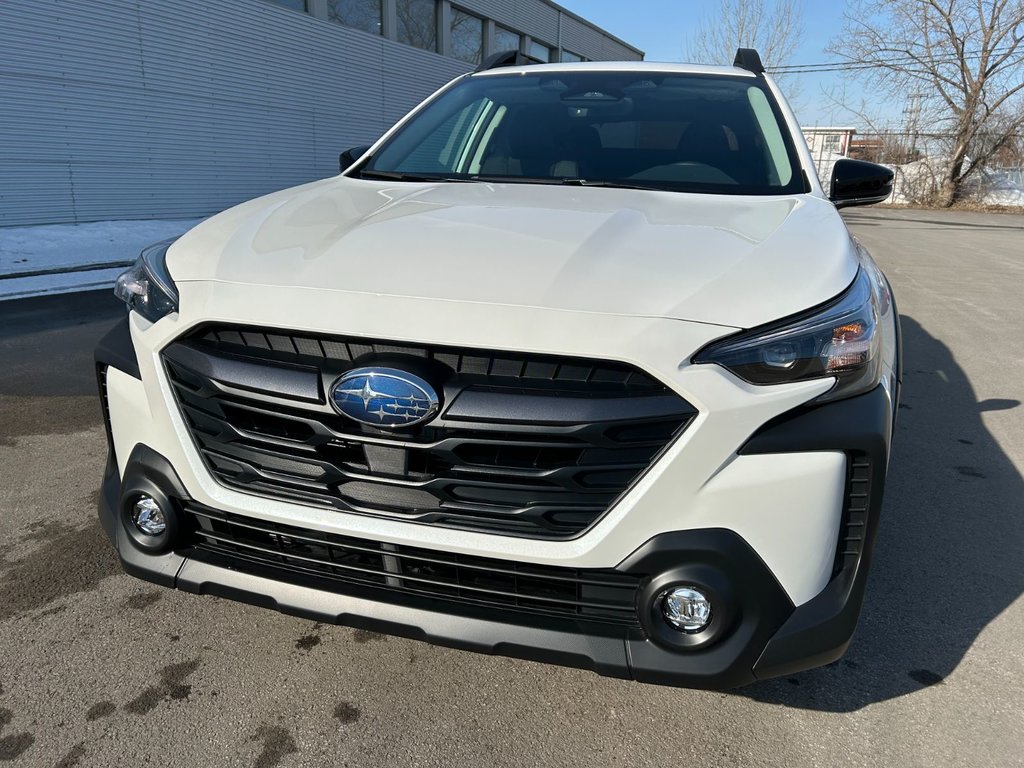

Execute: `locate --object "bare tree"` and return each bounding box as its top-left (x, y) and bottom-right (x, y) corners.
top-left (687, 0), bottom-right (804, 73)
top-left (831, 0), bottom-right (1024, 206)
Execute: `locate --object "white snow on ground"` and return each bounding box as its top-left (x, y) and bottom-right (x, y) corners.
top-left (2, 267), bottom-right (131, 302)
top-left (0, 218), bottom-right (202, 301)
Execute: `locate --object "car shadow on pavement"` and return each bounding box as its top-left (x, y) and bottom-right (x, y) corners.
top-left (737, 314), bottom-right (1023, 711)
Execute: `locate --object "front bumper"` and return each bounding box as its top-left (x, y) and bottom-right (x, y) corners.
top-left (96, 317), bottom-right (892, 688)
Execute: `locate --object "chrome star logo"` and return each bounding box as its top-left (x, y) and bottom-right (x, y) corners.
top-left (329, 368), bottom-right (440, 428)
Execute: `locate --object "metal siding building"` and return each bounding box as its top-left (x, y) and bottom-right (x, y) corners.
top-left (0, 0), bottom-right (642, 226)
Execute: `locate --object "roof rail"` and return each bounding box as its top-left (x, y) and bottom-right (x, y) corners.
top-left (475, 50), bottom-right (536, 73)
top-left (733, 48), bottom-right (765, 74)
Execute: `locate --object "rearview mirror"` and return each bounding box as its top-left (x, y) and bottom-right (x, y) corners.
top-left (339, 145), bottom-right (372, 173)
top-left (829, 159), bottom-right (894, 209)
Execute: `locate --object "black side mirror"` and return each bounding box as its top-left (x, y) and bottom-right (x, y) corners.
top-left (829, 159), bottom-right (894, 209)
top-left (339, 145), bottom-right (372, 173)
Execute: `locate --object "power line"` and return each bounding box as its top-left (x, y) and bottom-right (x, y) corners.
top-left (768, 45), bottom-right (1022, 74)
top-left (771, 45), bottom-right (1020, 71)
top-left (834, 130), bottom-right (1024, 138)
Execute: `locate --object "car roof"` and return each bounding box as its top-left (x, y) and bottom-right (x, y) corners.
top-left (470, 61), bottom-right (759, 78)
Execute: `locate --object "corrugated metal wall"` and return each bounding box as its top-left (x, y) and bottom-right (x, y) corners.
top-left (0, 0), bottom-right (641, 226)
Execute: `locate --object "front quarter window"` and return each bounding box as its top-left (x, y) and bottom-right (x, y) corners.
top-left (746, 87), bottom-right (793, 186)
top-left (360, 71), bottom-right (806, 196)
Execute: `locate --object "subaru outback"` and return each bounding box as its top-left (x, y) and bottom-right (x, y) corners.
top-left (96, 49), bottom-right (899, 688)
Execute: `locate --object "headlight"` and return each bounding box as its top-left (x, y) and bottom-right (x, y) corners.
top-left (694, 266), bottom-right (886, 403)
top-left (113, 238), bottom-right (180, 323)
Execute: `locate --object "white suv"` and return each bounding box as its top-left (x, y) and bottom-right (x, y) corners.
top-left (97, 49), bottom-right (900, 689)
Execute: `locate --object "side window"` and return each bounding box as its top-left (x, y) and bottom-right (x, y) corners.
top-left (528, 41), bottom-right (552, 62)
top-left (494, 26), bottom-right (521, 53)
top-left (396, 0), bottom-right (438, 52)
top-left (450, 10), bottom-right (484, 65)
top-left (327, 0), bottom-right (382, 34)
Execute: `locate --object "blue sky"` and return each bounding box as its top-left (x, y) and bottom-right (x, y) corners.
top-left (557, 1), bottom-right (901, 127)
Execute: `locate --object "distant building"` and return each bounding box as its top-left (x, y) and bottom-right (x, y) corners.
top-left (0, 0), bottom-right (642, 226)
top-left (849, 136), bottom-right (886, 163)
top-left (802, 127), bottom-right (857, 160)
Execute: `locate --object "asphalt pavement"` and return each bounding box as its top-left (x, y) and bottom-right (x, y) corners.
top-left (0, 207), bottom-right (1022, 767)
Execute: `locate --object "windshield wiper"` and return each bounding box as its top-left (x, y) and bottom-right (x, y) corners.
top-left (467, 175), bottom-right (571, 185)
top-left (573, 179), bottom-right (669, 192)
top-left (357, 170), bottom-right (468, 183)
top-left (468, 175), bottom-right (668, 192)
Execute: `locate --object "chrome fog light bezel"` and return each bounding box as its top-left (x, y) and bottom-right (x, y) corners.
top-left (120, 486), bottom-right (179, 554)
top-left (659, 585), bottom-right (713, 633)
top-left (638, 566), bottom-right (738, 652)
top-left (130, 495), bottom-right (168, 536)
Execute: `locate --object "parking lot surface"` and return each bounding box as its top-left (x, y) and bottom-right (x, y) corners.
top-left (1, 207), bottom-right (1022, 767)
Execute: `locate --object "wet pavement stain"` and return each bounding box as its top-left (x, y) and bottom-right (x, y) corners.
top-left (0, 732), bottom-right (34, 761)
top-left (333, 702), bottom-right (361, 725)
top-left (0, 707), bottom-right (34, 761)
top-left (352, 630), bottom-right (386, 644)
top-left (85, 701), bottom-right (115, 721)
top-left (0, 517), bottom-right (119, 621)
top-left (251, 725), bottom-right (298, 768)
top-left (124, 659), bottom-right (201, 715)
top-left (0, 395), bottom-right (102, 447)
top-left (294, 634), bottom-right (321, 652)
top-left (53, 741), bottom-right (87, 768)
top-left (123, 591), bottom-right (163, 610)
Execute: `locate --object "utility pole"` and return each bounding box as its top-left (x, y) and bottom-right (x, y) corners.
top-left (902, 93), bottom-right (923, 162)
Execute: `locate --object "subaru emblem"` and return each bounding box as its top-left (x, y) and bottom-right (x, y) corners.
top-left (330, 367), bottom-right (440, 428)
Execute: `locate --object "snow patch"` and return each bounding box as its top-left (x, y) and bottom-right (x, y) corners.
top-left (0, 218), bottom-right (202, 301)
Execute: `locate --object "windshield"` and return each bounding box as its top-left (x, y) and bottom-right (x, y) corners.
top-left (359, 71), bottom-right (805, 196)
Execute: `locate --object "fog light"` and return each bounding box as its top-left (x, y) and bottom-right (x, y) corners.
top-left (660, 586), bottom-right (712, 633)
top-left (131, 496), bottom-right (166, 536)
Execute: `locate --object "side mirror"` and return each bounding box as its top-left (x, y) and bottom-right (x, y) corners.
top-left (339, 145), bottom-right (372, 173)
top-left (829, 159), bottom-right (894, 209)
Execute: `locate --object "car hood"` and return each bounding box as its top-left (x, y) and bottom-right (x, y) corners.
top-left (169, 177), bottom-right (858, 329)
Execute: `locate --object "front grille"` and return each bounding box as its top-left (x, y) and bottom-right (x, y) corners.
top-left (162, 326), bottom-right (695, 539)
top-left (182, 505), bottom-right (642, 626)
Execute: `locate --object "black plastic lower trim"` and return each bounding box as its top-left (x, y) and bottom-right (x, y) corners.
top-left (741, 383), bottom-right (892, 459)
top-left (95, 316), bottom-right (140, 380)
top-left (97, 446), bottom-right (187, 587)
top-left (96, 444), bottom-right (802, 689)
top-left (619, 530), bottom-right (794, 688)
top-left (181, 504), bottom-right (643, 627)
top-left (740, 384), bottom-right (892, 679)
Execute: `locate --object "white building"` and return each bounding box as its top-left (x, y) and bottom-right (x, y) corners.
top-left (0, 0), bottom-right (642, 226)
top-left (802, 127), bottom-right (857, 161)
